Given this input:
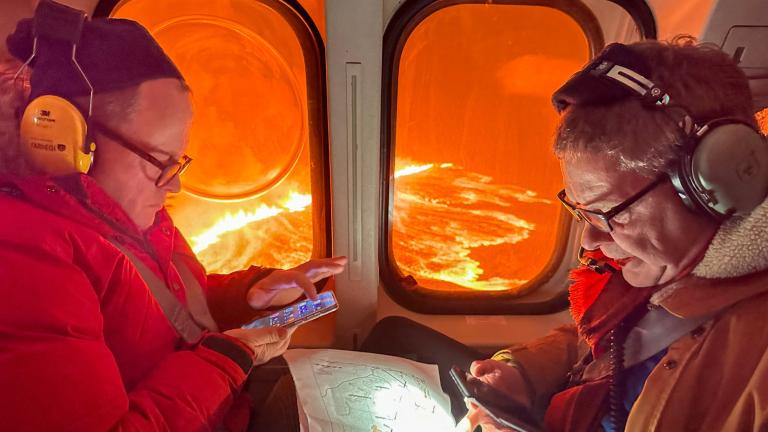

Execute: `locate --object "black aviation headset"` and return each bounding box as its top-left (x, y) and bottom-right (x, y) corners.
top-left (553, 43), bottom-right (768, 220)
top-left (13, 0), bottom-right (96, 176)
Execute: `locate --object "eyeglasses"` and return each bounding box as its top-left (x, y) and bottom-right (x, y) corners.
top-left (558, 174), bottom-right (666, 232)
top-left (93, 121), bottom-right (192, 188)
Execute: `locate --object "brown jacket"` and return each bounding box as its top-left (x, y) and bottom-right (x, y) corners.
top-left (510, 271), bottom-right (768, 431)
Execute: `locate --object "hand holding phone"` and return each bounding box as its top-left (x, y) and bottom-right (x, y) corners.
top-left (450, 366), bottom-right (540, 432)
top-left (247, 256), bottom-right (348, 310)
top-left (241, 291), bottom-right (339, 330)
top-left (223, 326), bottom-right (292, 366)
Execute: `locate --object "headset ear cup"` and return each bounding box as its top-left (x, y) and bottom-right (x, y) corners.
top-left (74, 141), bottom-right (93, 173)
top-left (19, 95), bottom-right (92, 175)
top-left (78, 133), bottom-right (96, 173)
top-left (688, 122), bottom-right (768, 217)
top-left (669, 154), bottom-right (710, 215)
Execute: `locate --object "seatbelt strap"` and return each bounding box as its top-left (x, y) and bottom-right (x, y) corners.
top-left (42, 176), bottom-right (221, 341)
top-left (582, 307), bottom-right (713, 381)
top-left (622, 306), bottom-right (709, 368)
top-left (109, 240), bottom-right (218, 343)
top-left (173, 254), bottom-right (219, 333)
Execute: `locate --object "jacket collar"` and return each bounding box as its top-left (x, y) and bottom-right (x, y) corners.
top-left (693, 196), bottom-right (768, 279)
top-left (53, 174), bottom-right (143, 237)
top-left (652, 196), bottom-right (768, 317)
top-left (56, 175), bottom-right (178, 270)
top-left (657, 271), bottom-right (768, 318)
top-left (0, 174), bottom-right (124, 237)
top-left (2, 174), bottom-right (176, 262)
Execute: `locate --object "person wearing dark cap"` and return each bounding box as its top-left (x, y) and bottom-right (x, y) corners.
top-left (0, 1), bottom-right (345, 430)
top-left (361, 37), bottom-right (768, 432)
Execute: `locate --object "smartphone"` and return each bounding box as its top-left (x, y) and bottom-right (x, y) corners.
top-left (241, 291), bottom-right (338, 329)
top-left (449, 366), bottom-right (540, 432)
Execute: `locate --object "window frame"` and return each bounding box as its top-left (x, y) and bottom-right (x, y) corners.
top-left (96, 0), bottom-right (333, 262)
top-left (379, 0), bottom-right (656, 314)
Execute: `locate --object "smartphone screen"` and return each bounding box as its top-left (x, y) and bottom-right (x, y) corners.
top-left (241, 291), bottom-right (338, 329)
top-left (449, 366), bottom-right (539, 432)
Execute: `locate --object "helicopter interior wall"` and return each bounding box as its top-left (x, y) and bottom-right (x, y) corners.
top-left (701, 0), bottom-right (768, 112)
top-left (651, 0), bottom-right (716, 40)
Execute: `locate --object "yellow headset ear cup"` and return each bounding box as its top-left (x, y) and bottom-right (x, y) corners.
top-left (75, 140), bottom-right (96, 173)
top-left (19, 95), bottom-right (93, 175)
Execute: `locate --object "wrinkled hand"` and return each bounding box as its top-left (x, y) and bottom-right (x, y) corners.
top-left (463, 359), bottom-right (534, 432)
top-left (223, 326), bottom-right (295, 366)
top-left (470, 359), bottom-right (532, 409)
top-left (246, 256), bottom-right (348, 310)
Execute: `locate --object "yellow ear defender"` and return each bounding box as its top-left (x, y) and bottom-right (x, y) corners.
top-left (14, 0), bottom-right (96, 176)
top-left (19, 94), bottom-right (96, 175)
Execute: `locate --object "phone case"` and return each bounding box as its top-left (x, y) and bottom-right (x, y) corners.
top-left (449, 366), bottom-right (540, 432)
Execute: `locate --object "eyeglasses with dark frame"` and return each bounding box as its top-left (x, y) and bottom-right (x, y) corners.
top-left (92, 121), bottom-right (192, 188)
top-left (558, 174), bottom-right (667, 232)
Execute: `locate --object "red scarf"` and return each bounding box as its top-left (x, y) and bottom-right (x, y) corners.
top-left (568, 250), bottom-right (655, 354)
top-left (545, 251), bottom-right (655, 431)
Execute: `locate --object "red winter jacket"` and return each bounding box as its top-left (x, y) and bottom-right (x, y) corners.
top-left (0, 174), bottom-right (272, 431)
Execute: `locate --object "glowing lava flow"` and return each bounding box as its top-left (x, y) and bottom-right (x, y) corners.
top-left (395, 163), bottom-right (436, 178)
top-left (392, 162), bottom-right (553, 292)
top-left (189, 165), bottom-right (439, 257)
top-left (189, 161), bottom-right (555, 294)
top-left (191, 192), bottom-right (312, 254)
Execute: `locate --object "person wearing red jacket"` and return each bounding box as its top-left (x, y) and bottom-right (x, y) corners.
top-left (0, 3), bottom-right (346, 431)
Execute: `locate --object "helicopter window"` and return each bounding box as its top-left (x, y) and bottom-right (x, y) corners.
top-left (105, 0), bottom-right (330, 273)
top-left (380, 0), bottom-right (653, 314)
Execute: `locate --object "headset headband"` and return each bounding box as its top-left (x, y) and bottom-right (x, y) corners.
top-left (33, 0), bottom-right (86, 44)
top-left (553, 43), bottom-right (701, 137)
top-left (13, 0), bottom-right (93, 118)
top-left (6, 3), bottom-right (186, 102)
top-left (553, 43), bottom-right (672, 113)
top-left (552, 43), bottom-right (768, 218)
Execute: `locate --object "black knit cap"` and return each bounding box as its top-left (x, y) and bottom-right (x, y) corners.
top-left (6, 0), bottom-right (185, 102)
top-left (551, 43), bottom-right (654, 113)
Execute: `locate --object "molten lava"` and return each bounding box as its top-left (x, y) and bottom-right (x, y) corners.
top-left (392, 161), bottom-right (553, 292)
top-left (191, 192), bottom-right (312, 254)
top-left (189, 192), bottom-right (313, 274)
top-left (188, 160), bottom-right (555, 293)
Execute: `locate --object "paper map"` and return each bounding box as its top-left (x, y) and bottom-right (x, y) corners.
top-left (284, 349), bottom-right (456, 432)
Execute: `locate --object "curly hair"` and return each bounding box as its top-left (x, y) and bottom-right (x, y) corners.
top-left (0, 57), bottom-right (35, 176)
top-left (554, 36), bottom-right (755, 176)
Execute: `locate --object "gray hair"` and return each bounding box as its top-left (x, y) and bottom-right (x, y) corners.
top-left (554, 36), bottom-right (755, 177)
top-left (74, 86), bottom-right (140, 129)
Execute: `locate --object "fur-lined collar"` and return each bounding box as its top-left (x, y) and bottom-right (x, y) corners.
top-left (693, 198), bottom-right (768, 278)
top-left (651, 197), bottom-right (768, 307)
